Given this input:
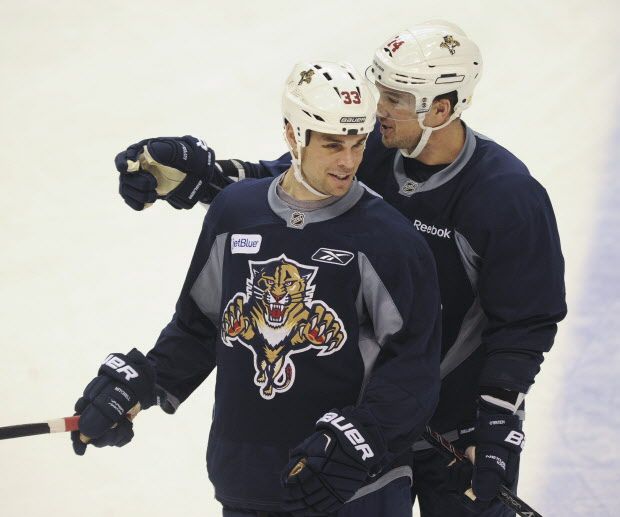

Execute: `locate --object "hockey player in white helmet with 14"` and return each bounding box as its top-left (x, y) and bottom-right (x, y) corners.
top-left (368, 20), bottom-right (482, 159)
top-left (76, 61), bottom-right (442, 517)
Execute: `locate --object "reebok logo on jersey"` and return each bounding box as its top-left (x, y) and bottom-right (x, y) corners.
top-left (231, 234), bottom-right (262, 254)
top-left (312, 248), bottom-right (355, 266)
top-left (413, 219), bottom-right (452, 239)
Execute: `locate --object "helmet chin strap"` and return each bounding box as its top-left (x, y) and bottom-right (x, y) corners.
top-left (285, 132), bottom-right (331, 199)
top-left (400, 111), bottom-right (460, 159)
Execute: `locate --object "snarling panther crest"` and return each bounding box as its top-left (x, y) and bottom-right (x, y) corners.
top-left (221, 254), bottom-right (346, 399)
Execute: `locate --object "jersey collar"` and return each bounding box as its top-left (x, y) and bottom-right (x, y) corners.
top-left (268, 175), bottom-right (365, 229)
top-left (393, 123), bottom-right (477, 197)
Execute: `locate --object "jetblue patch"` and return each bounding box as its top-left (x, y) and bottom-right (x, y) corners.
top-left (231, 234), bottom-right (262, 254)
top-left (312, 248), bottom-right (355, 266)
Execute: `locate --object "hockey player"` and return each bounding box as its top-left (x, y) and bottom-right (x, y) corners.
top-left (114, 21), bottom-right (567, 516)
top-left (73, 61), bottom-right (442, 517)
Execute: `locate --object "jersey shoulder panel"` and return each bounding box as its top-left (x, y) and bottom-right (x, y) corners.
top-left (258, 153), bottom-right (291, 177)
top-left (459, 134), bottom-right (554, 231)
top-left (355, 191), bottom-right (433, 260)
top-left (207, 176), bottom-right (274, 232)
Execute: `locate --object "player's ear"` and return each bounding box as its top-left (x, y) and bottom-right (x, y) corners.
top-left (431, 97), bottom-right (452, 126)
top-left (284, 121), bottom-right (299, 158)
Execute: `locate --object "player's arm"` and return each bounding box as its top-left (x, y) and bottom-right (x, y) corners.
top-left (450, 177), bottom-right (567, 509)
top-left (71, 190), bottom-right (229, 453)
top-left (143, 193), bottom-right (229, 411)
top-left (346, 233), bottom-right (442, 462)
top-left (115, 135), bottom-right (290, 210)
top-left (476, 184), bottom-right (566, 395)
top-left (282, 229), bottom-right (442, 514)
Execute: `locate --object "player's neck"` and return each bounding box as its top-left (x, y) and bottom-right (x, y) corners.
top-left (414, 119), bottom-right (466, 166)
top-left (281, 169), bottom-right (338, 202)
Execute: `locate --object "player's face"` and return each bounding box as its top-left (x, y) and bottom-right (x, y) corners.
top-left (375, 83), bottom-right (423, 150)
top-left (302, 131), bottom-right (367, 197)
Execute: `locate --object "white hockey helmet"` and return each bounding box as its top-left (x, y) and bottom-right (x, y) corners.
top-left (369, 20), bottom-right (482, 157)
top-left (282, 61), bottom-right (376, 196)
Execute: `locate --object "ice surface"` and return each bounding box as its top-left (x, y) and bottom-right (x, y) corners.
top-left (1, 1), bottom-right (618, 515)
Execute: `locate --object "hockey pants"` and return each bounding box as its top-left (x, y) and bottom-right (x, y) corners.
top-left (222, 476), bottom-right (412, 516)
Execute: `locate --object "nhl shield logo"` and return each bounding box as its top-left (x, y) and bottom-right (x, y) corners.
top-left (290, 211), bottom-right (305, 228)
top-left (440, 35), bottom-right (460, 55)
top-left (400, 179), bottom-right (420, 196)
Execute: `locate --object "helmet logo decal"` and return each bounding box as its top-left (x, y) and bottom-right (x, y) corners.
top-left (340, 116), bottom-right (366, 123)
top-left (440, 35), bottom-right (460, 55)
top-left (298, 69), bottom-right (315, 85)
top-left (221, 255), bottom-right (347, 399)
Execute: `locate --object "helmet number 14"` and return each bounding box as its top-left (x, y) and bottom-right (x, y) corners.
top-left (387, 38), bottom-right (405, 53)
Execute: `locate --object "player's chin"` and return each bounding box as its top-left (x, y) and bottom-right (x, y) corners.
top-left (326, 172), bottom-right (354, 195)
top-left (380, 132), bottom-right (398, 149)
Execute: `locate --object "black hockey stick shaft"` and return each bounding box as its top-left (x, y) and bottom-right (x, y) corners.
top-left (0, 404), bottom-right (141, 441)
top-left (423, 426), bottom-right (542, 517)
top-left (0, 416), bottom-right (80, 440)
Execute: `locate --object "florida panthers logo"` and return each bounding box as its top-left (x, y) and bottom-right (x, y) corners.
top-left (440, 35), bottom-right (460, 55)
top-left (221, 254), bottom-right (346, 400)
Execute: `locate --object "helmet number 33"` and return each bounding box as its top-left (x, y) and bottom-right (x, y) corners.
top-left (341, 91), bottom-right (361, 104)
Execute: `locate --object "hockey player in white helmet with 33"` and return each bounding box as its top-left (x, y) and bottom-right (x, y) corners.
top-left (282, 61), bottom-right (376, 199)
top-left (113, 21), bottom-right (566, 517)
top-left (78, 61), bottom-right (442, 517)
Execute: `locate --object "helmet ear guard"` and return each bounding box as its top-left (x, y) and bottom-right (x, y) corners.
top-left (281, 61), bottom-right (377, 196)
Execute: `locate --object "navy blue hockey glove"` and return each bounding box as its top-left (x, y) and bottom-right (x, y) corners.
top-left (71, 348), bottom-right (156, 456)
top-left (447, 399), bottom-right (524, 512)
top-left (282, 409), bottom-right (383, 516)
top-left (115, 136), bottom-right (215, 210)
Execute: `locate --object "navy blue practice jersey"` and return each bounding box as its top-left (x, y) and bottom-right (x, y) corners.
top-left (147, 177), bottom-right (441, 511)
top-left (209, 121), bottom-right (567, 436)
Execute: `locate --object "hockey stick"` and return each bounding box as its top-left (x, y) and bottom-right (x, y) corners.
top-left (0, 404), bottom-right (141, 441)
top-left (423, 426), bottom-right (542, 517)
top-left (0, 416), bottom-right (79, 440)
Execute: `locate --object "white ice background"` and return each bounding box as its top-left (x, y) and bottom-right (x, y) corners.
top-left (1, 1), bottom-right (618, 516)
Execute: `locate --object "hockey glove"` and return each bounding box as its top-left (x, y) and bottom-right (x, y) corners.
top-left (115, 136), bottom-right (215, 210)
top-left (282, 409), bottom-right (382, 516)
top-left (71, 348), bottom-right (156, 455)
top-left (447, 399), bottom-right (524, 512)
